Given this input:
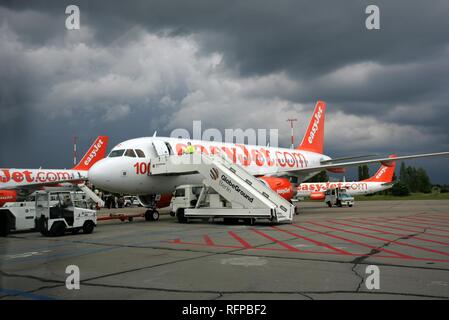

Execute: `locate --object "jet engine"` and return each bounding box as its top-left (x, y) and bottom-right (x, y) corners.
top-left (258, 176), bottom-right (294, 201)
top-left (310, 191), bottom-right (325, 201)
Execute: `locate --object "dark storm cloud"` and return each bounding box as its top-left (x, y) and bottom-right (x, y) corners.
top-left (1, 0), bottom-right (449, 182)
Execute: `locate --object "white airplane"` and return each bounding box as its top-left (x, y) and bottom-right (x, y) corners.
top-left (0, 136), bottom-right (109, 207)
top-left (88, 101), bottom-right (449, 217)
top-left (296, 155), bottom-right (397, 200)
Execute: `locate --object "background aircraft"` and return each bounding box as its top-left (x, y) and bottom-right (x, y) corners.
top-left (0, 136), bottom-right (109, 207)
top-left (296, 155), bottom-right (396, 200)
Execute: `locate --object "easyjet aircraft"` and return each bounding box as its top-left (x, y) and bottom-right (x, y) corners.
top-left (88, 101), bottom-right (449, 216)
top-left (0, 136), bottom-right (109, 207)
top-left (296, 155), bottom-right (397, 200)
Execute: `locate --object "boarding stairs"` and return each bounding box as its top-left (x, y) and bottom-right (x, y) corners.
top-left (150, 153), bottom-right (294, 223)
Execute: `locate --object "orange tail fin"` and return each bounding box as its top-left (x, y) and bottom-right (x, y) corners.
top-left (73, 136), bottom-right (109, 171)
top-left (363, 155), bottom-right (397, 183)
top-left (297, 101), bottom-right (326, 154)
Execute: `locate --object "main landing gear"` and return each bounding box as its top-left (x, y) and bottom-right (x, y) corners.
top-left (144, 209), bottom-right (160, 221)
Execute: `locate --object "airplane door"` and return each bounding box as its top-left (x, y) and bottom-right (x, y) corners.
top-left (152, 140), bottom-right (170, 156)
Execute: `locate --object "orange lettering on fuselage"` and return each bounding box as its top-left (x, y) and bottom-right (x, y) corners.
top-left (173, 142), bottom-right (310, 169)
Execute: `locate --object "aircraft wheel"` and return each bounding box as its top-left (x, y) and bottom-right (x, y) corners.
top-left (152, 210), bottom-right (160, 221)
top-left (144, 210), bottom-right (153, 221)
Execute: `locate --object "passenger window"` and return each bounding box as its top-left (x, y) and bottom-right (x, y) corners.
top-left (135, 149), bottom-right (146, 158)
top-left (109, 149), bottom-right (125, 157)
top-left (125, 149), bottom-right (137, 157)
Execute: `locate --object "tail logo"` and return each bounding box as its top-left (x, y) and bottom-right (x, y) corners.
top-left (84, 139), bottom-right (104, 167)
top-left (308, 106), bottom-right (323, 144)
top-left (376, 167), bottom-right (388, 179)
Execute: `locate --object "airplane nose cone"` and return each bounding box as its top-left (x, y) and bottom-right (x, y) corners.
top-left (88, 160), bottom-right (109, 189)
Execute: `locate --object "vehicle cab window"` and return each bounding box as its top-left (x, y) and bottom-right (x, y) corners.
top-left (175, 188), bottom-right (185, 197)
top-left (109, 149), bottom-right (125, 157)
top-left (124, 149), bottom-right (137, 157)
top-left (135, 149), bottom-right (146, 158)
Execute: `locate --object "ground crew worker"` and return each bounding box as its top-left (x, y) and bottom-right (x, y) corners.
top-left (183, 142), bottom-right (196, 154)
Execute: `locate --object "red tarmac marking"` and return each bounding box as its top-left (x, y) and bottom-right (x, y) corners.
top-left (327, 220), bottom-right (449, 248)
top-left (250, 228), bottom-right (300, 252)
top-left (203, 235), bottom-right (215, 246)
top-left (228, 231), bottom-right (252, 248)
top-left (414, 212), bottom-right (449, 219)
top-left (413, 215), bottom-right (449, 222)
top-left (291, 224), bottom-right (410, 258)
top-left (306, 221), bottom-right (449, 258)
top-left (341, 218), bottom-right (449, 239)
top-left (359, 216), bottom-right (449, 233)
top-left (272, 226), bottom-right (351, 255)
top-left (397, 216), bottom-right (449, 228)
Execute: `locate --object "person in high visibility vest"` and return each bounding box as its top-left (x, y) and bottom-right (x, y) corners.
top-left (183, 142), bottom-right (196, 154)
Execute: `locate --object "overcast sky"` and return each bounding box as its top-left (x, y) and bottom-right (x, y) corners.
top-left (1, 0), bottom-right (449, 183)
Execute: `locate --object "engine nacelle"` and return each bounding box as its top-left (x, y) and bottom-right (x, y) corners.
top-left (0, 190), bottom-right (17, 207)
top-left (258, 176), bottom-right (294, 201)
top-left (310, 192), bottom-right (325, 201)
top-left (138, 193), bottom-right (173, 208)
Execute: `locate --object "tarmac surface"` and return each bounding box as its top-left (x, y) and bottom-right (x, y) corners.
top-left (1, 200), bottom-right (449, 300)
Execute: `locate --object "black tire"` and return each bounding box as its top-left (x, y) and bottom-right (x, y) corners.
top-left (144, 210), bottom-right (153, 221)
top-left (83, 221), bottom-right (95, 234)
top-left (49, 221), bottom-right (66, 237)
top-left (128, 217), bottom-right (134, 222)
top-left (243, 218), bottom-right (255, 225)
top-left (327, 201), bottom-right (332, 208)
top-left (37, 217), bottom-right (50, 236)
top-left (152, 210), bottom-right (160, 221)
top-left (348, 204), bottom-right (353, 208)
top-left (177, 209), bottom-right (187, 223)
top-left (169, 211), bottom-right (175, 217)
top-left (224, 218), bottom-right (238, 225)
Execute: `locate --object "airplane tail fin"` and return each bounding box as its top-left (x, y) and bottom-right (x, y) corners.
top-left (363, 155), bottom-right (397, 183)
top-left (297, 101), bottom-right (326, 154)
top-left (73, 136), bottom-right (109, 171)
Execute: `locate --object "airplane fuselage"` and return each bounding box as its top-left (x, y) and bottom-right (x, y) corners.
top-left (89, 137), bottom-right (332, 195)
top-left (297, 181), bottom-right (392, 198)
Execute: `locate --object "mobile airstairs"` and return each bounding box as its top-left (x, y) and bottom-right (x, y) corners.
top-left (150, 153), bottom-right (294, 224)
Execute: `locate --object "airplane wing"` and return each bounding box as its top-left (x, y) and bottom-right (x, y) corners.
top-left (281, 151), bottom-right (449, 175)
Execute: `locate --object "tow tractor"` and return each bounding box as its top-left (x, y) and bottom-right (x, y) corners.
top-left (35, 191), bottom-right (97, 236)
top-left (324, 187), bottom-right (354, 207)
top-left (0, 194), bottom-right (59, 236)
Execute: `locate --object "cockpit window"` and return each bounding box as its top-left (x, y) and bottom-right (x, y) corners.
top-left (124, 149), bottom-right (137, 157)
top-left (108, 149), bottom-right (125, 157)
top-left (135, 149), bottom-right (146, 158)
